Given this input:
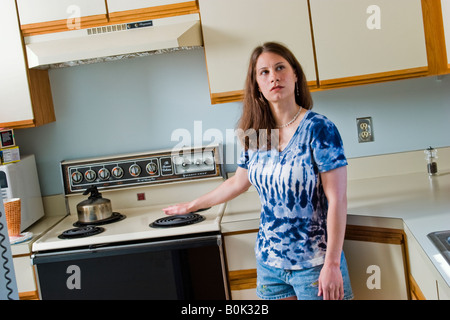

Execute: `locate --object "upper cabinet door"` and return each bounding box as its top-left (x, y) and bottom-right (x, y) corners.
top-left (17, 0), bottom-right (107, 36)
top-left (199, 0), bottom-right (317, 104)
top-left (0, 0), bottom-right (55, 129)
top-left (310, 0), bottom-right (428, 87)
top-left (107, 0), bottom-right (199, 23)
top-left (441, 0), bottom-right (450, 67)
top-left (1, 0), bottom-right (33, 125)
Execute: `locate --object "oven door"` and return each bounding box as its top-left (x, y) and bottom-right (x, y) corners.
top-left (32, 232), bottom-right (229, 300)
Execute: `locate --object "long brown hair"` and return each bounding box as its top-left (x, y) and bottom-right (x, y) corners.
top-left (238, 42), bottom-right (313, 150)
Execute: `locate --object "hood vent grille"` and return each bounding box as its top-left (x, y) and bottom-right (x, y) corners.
top-left (86, 20), bottom-right (154, 36)
top-left (87, 24), bottom-right (128, 35)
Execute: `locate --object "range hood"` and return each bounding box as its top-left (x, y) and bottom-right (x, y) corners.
top-left (25, 14), bottom-right (202, 69)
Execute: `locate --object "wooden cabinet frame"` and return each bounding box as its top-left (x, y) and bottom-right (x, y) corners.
top-left (421, 0), bottom-right (449, 75)
top-left (223, 229), bottom-right (259, 293)
top-left (0, 52), bottom-right (55, 129)
top-left (19, 1), bottom-right (199, 36)
top-left (108, 1), bottom-right (198, 24)
top-left (0, 0), bottom-right (55, 129)
top-left (15, 1), bottom-right (450, 106)
top-left (225, 225), bottom-right (417, 300)
top-left (208, 0), bottom-right (450, 104)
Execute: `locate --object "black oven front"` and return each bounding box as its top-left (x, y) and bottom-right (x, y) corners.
top-left (32, 232), bottom-right (229, 300)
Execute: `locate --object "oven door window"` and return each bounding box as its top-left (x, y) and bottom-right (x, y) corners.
top-left (33, 234), bottom-right (228, 300)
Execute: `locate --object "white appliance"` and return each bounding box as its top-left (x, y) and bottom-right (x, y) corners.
top-left (24, 14), bottom-right (202, 69)
top-left (0, 155), bottom-right (45, 232)
top-left (32, 145), bottom-right (229, 300)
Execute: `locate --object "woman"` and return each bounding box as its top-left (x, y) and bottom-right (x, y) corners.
top-left (163, 42), bottom-right (353, 300)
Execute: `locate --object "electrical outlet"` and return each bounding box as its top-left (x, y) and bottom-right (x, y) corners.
top-left (356, 117), bottom-right (374, 143)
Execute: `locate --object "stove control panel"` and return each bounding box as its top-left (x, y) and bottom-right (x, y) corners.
top-left (61, 146), bottom-right (223, 195)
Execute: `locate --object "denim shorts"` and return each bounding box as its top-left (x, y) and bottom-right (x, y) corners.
top-left (256, 252), bottom-right (353, 300)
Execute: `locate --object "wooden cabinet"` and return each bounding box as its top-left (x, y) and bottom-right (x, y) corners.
top-left (199, 0), bottom-right (447, 104)
top-left (0, 0), bottom-right (54, 129)
top-left (441, 0), bottom-right (450, 68)
top-left (309, 0), bottom-right (428, 88)
top-left (404, 226), bottom-right (450, 300)
top-left (223, 230), bottom-right (259, 300)
top-left (343, 225), bottom-right (410, 300)
top-left (13, 255), bottom-right (39, 300)
top-left (16, 0), bottom-right (108, 36)
top-left (16, 0), bottom-right (198, 36)
top-left (15, 1), bottom-right (450, 106)
top-left (225, 225), bottom-right (412, 300)
top-left (199, 0), bottom-right (317, 104)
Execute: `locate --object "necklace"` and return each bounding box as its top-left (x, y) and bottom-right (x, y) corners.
top-left (276, 107), bottom-right (302, 128)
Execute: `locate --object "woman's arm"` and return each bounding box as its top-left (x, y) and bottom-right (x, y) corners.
top-left (162, 166), bottom-right (252, 215)
top-left (317, 165), bottom-right (348, 300)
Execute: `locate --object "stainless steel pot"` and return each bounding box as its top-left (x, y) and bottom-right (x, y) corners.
top-left (76, 186), bottom-right (113, 223)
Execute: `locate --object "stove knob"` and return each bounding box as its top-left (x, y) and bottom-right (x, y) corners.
top-left (112, 166), bottom-right (124, 179)
top-left (84, 169), bottom-right (97, 182)
top-left (129, 164), bottom-right (141, 177)
top-left (71, 171), bottom-right (83, 184)
top-left (195, 159), bottom-right (202, 166)
top-left (98, 168), bottom-right (110, 180)
top-left (181, 159), bottom-right (191, 167)
top-left (146, 162), bottom-right (158, 175)
top-left (204, 158), bottom-right (213, 166)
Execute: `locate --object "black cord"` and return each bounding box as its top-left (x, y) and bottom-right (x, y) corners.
top-left (0, 212), bottom-right (14, 300)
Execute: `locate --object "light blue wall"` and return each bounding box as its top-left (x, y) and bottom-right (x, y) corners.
top-left (313, 74), bottom-right (450, 156)
top-left (15, 49), bottom-right (450, 196)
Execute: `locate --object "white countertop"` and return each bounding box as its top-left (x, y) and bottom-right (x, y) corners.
top-left (221, 170), bottom-right (450, 288)
top-left (347, 170), bottom-right (450, 287)
top-left (10, 215), bottom-right (66, 256)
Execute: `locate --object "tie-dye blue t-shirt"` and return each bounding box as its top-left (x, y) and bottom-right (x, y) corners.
top-left (238, 110), bottom-right (347, 270)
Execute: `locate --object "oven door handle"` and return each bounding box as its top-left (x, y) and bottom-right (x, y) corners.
top-left (32, 233), bottom-right (222, 265)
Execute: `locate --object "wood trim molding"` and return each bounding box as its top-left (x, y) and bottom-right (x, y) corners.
top-left (0, 119), bottom-right (35, 129)
top-left (345, 224), bottom-right (405, 245)
top-left (19, 290), bottom-right (39, 300)
top-left (209, 66), bottom-right (430, 103)
top-left (211, 90), bottom-right (244, 105)
top-left (210, 81), bottom-right (318, 105)
top-left (21, 14), bottom-right (109, 37)
top-left (421, 0), bottom-right (449, 75)
top-left (409, 274), bottom-right (426, 300)
top-left (108, 1), bottom-right (199, 24)
top-left (317, 67), bottom-right (429, 90)
top-left (28, 69), bottom-right (56, 127)
top-left (229, 269), bottom-right (257, 291)
top-left (223, 229), bottom-right (259, 237)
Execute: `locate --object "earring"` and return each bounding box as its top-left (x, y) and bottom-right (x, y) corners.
top-left (295, 82), bottom-right (299, 96)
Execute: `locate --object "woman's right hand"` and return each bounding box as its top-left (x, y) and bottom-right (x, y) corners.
top-left (162, 167), bottom-right (251, 216)
top-left (162, 202), bottom-right (196, 215)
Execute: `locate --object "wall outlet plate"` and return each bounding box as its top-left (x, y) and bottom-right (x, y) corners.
top-left (357, 117), bottom-right (374, 143)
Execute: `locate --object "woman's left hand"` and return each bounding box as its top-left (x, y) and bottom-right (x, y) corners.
top-left (318, 264), bottom-right (344, 300)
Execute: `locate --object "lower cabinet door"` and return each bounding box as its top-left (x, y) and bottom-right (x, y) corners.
top-left (343, 225), bottom-right (409, 300)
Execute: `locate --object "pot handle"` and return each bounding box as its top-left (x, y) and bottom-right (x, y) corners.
top-left (83, 186), bottom-right (102, 199)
